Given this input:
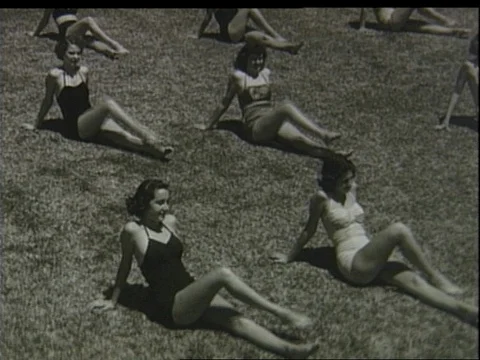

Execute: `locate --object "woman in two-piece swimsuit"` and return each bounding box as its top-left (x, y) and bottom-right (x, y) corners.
top-left (89, 179), bottom-right (319, 359)
top-left (28, 8), bottom-right (129, 59)
top-left (271, 154), bottom-right (478, 327)
top-left (22, 39), bottom-right (172, 160)
top-left (196, 9), bottom-right (303, 55)
top-left (436, 30), bottom-right (478, 130)
top-left (196, 44), bottom-right (351, 159)
top-left (359, 8), bottom-right (470, 37)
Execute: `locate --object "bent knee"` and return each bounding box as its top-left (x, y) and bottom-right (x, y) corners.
top-left (387, 222), bottom-right (409, 237)
top-left (216, 266), bottom-right (235, 280)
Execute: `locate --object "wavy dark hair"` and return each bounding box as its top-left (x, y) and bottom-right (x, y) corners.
top-left (234, 43), bottom-right (267, 73)
top-left (126, 179), bottom-right (169, 218)
top-left (54, 38), bottom-right (84, 61)
top-left (317, 155), bottom-right (356, 193)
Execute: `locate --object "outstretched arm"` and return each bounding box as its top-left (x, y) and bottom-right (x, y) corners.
top-left (271, 192), bottom-right (326, 263)
top-left (90, 225), bottom-right (135, 312)
top-left (29, 9), bottom-right (53, 37)
top-left (196, 74), bottom-right (237, 130)
top-left (29, 71), bottom-right (56, 130)
top-left (197, 9), bottom-right (215, 38)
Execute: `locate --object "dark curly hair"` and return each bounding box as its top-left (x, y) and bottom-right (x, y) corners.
top-left (317, 155), bottom-right (356, 193)
top-left (234, 43), bottom-right (267, 73)
top-left (54, 38), bottom-right (84, 61)
top-left (126, 179), bottom-right (169, 218)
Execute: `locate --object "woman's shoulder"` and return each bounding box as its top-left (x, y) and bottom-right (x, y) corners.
top-left (122, 221), bottom-right (143, 236)
top-left (47, 67), bottom-right (63, 78)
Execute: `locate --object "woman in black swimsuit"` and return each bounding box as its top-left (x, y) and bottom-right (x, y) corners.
top-left (22, 39), bottom-right (172, 160)
top-left (90, 179), bottom-right (319, 359)
top-left (28, 8), bottom-right (128, 59)
top-left (196, 44), bottom-right (351, 159)
top-left (196, 9), bottom-right (304, 55)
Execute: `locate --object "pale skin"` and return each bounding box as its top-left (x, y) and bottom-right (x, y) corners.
top-left (89, 188), bottom-right (319, 359)
top-left (436, 33), bottom-right (479, 131)
top-left (359, 8), bottom-right (470, 37)
top-left (195, 8), bottom-right (304, 55)
top-left (271, 171), bottom-right (478, 327)
top-left (195, 52), bottom-right (352, 159)
top-left (28, 9), bottom-right (129, 59)
top-left (21, 43), bottom-right (172, 160)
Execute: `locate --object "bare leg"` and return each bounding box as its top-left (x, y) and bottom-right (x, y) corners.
top-left (244, 31), bottom-right (303, 55)
top-left (380, 264), bottom-right (478, 327)
top-left (228, 8), bottom-right (285, 41)
top-left (201, 295), bottom-right (319, 359)
top-left (402, 21), bottom-right (470, 37)
top-left (66, 17), bottom-right (128, 54)
top-left (77, 97), bottom-right (172, 159)
top-left (436, 61), bottom-right (478, 130)
top-left (172, 267), bottom-right (311, 329)
top-left (351, 222), bottom-right (464, 295)
top-left (389, 8), bottom-right (417, 31)
top-left (256, 102), bottom-right (340, 141)
top-left (83, 38), bottom-right (118, 60)
top-left (417, 8), bottom-right (457, 27)
top-left (274, 122), bottom-right (348, 159)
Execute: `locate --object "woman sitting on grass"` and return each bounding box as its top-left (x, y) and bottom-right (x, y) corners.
top-left (271, 155), bottom-right (478, 327)
top-left (195, 8), bottom-right (304, 55)
top-left (436, 30), bottom-right (478, 131)
top-left (359, 8), bottom-right (470, 37)
top-left (28, 8), bottom-right (129, 59)
top-left (89, 179), bottom-right (319, 359)
top-left (195, 44), bottom-right (351, 159)
top-left (22, 39), bottom-right (172, 160)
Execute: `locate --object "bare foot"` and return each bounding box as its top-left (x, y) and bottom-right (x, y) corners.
top-left (430, 275), bottom-right (464, 296)
top-left (288, 41), bottom-right (305, 55)
top-left (286, 342), bottom-right (320, 359)
top-left (282, 310), bottom-right (313, 330)
top-left (145, 140), bottom-right (174, 160)
top-left (434, 123), bottom-right (450, 131)
top-left (336, 149), bottom-right (354, 158)
top-left (453, 28), bottom-right (471, 38)
top-left (324, 132), bottom-right (341, 145)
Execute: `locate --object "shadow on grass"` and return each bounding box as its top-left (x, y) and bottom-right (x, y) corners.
top-left (199, 26), bottom-right (256, 44)
top-left (436, 115), bottom-right (478, 132)
top-left (216, 119), bottom-right (308, 157)
top-left (39, 118), bottom-right (170, 162)
top-left (103, 283), bottom-right (302, 341)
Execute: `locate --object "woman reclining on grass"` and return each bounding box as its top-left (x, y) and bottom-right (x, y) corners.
top-left (28, 8), bottom-right (129, 59)
top-left (195, 8), bottom-right (304, 55)
top-left (89, 179), bottom-right (319, 359)
top-left (22, 39), bottom-right (172, 160)
top-left (271, 154), bottom-right (478, 327)
top-left (359, 8), bottom-right (470, 37)
top-left (195, 44), bottom-right (351, 159)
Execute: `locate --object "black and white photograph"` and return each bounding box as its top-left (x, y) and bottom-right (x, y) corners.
top-left (1, 8), bottom-right (478, 359)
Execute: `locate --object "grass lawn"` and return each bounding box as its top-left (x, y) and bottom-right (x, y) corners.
top-left (1, 8), bottom-right (478, 359)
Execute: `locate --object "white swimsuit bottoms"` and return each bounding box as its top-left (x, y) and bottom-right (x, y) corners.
top-left (335, 235), bottom-right (370, 283)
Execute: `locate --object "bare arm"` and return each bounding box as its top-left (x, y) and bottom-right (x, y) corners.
top-left (197, 9), bottom-right (215, 38)
top-left (285, 194), bottom-right (325, 262)
top-left (30, 9), bottom-right (53, 36)
top-left (199, 74), bottom-right (237, 130)
top-left (34, 71), bottom-right (57, 128)
top-left (110, 226), bottom-right (135, 306)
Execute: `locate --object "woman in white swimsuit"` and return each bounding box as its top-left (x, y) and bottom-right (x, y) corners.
top-left (436, 30), bottom-right (478, 130)
top-left (359, 8), bottom-right (470, 37)
top-left (271, 155), bottom-right (478, 327)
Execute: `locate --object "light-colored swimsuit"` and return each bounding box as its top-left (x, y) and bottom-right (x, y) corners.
top-left (321, 192), bottom-right (370, 282)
